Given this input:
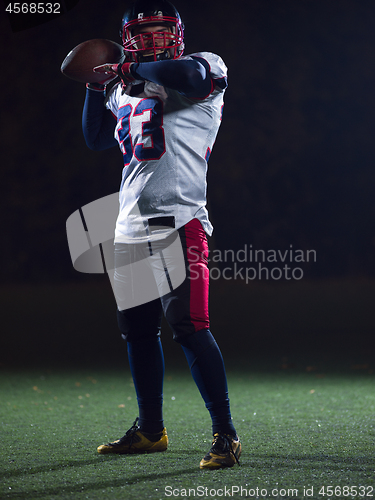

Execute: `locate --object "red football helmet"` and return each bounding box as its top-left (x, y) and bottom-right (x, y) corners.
top-left (121, 0), bottom-right (184, 62)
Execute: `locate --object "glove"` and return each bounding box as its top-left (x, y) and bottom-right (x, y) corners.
top-left (93, 62), bottom-right (136, 89)
top-left (85, 68), bottom-right (119, 92)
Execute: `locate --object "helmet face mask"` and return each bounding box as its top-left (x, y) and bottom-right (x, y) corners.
top-left (121, 1), bottom-right (184, 62)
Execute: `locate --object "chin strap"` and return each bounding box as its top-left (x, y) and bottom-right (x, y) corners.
top-left (138, 49), bottom-right (171, 63)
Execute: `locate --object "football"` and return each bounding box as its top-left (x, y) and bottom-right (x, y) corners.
top-left (61, 39), bottom-right (125, 83)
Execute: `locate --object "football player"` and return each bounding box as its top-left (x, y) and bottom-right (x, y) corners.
top-left (82, 0), bottom-right (241, 469)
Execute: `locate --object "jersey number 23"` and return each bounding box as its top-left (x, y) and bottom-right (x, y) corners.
top-left (115, 97), bottom-right (166, 166)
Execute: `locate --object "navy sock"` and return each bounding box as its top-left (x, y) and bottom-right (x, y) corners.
top-left (180, 329), bottom-right (237, 437)
top-left (127, 336), bottom-right (165, 434)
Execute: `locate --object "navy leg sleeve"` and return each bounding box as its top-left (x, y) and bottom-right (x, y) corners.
top-left (180, 329), bottom-right (237, 437)
top-left (127, 336), bottom-right (165, 434)
top-left (117, 300), bottom-right (165, 434)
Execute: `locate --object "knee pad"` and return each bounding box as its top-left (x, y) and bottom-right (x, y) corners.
top-left (179, 328), bottom-right (216, 356)
top-left (117, 301), bottom-right (162, 342)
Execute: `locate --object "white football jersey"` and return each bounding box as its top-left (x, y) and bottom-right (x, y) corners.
top-left (105, 52), bottom-right (227, 243)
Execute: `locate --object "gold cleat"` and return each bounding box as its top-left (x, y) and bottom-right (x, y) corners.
top-left (200, 433), bottom-right (241, 469)
top-left (97, 417), bottom-right (168, 454)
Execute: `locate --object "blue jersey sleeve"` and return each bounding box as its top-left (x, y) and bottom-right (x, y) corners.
top-left (130, 58), bottom-right (214, 99)
top-left (82, 88), bottom-right (118, 151)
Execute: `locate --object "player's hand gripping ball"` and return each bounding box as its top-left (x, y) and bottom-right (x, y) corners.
top-left (61, 39), bottom-right (125, 84)
top-left (93, 62), bottom-right (136, 88)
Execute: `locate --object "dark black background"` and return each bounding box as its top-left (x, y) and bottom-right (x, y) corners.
top-left (1, 0), bottom-right (375, 367)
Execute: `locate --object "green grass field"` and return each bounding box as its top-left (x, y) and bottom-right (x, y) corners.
top-left (1, 363), bottom-right (374, 500)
